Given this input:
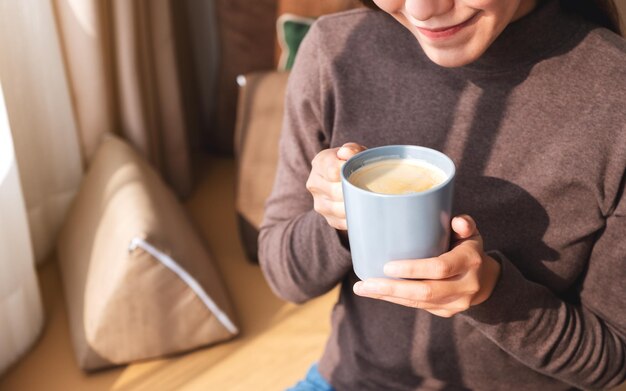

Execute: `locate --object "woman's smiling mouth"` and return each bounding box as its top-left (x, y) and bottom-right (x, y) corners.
top-left (411, 12), bottom-right (481, 40)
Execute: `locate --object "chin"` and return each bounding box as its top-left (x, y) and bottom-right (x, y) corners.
top-left (421, 46), bottom-right (485, 68)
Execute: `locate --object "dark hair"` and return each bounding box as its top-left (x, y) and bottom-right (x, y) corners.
top-left (358, 0), bottom-right (622, 35)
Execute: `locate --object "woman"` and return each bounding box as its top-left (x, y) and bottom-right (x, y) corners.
top-left (259, 0), bottom-right (626, 389)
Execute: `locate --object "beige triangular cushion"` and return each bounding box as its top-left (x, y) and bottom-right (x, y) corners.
top-left (58, 134), bottom-right (237, 371)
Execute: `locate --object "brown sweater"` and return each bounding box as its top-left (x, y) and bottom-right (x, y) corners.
top-left (259, 2), bottom-right (626, 390)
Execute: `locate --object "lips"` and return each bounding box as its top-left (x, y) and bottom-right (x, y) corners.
top-left (413, 13), bottom-right (479, 40)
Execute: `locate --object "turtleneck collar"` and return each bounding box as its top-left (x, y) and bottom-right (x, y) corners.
top-left (454, 0), bottom-right (589, 74)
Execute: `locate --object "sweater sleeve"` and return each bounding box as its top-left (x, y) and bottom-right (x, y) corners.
top-left (460, 190), bottom-right (626, 389)
top-left (258, 23), bottom-right (353, 304)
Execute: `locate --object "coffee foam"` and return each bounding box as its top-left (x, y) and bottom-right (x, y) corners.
top-left (348, 158), bottom-right (446, 195)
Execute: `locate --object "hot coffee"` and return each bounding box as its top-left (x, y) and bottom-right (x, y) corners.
top-left (348, 158), bottom-right (446, 195)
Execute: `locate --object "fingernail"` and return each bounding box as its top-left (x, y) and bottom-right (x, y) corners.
top-left (353, 282), bottom-right (363, 294)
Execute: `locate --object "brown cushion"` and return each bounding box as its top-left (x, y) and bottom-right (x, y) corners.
top-left (212, 0), bottom-right (277, 155)
top-left (234, 71), bottom-right (289, 261)
top-left (57, 135), bottom-right (238, 371)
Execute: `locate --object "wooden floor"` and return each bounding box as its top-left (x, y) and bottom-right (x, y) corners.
top-left (0, 156), bottom-right (337, 391)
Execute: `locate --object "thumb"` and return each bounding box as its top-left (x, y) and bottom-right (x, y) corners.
top-left (451, 214), bottom-right (479, 240)
top-left (337, 142), bottom-right (367, 161)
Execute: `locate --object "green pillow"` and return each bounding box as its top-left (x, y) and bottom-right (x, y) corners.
top-left (277, 14), bottom-right (316, 71)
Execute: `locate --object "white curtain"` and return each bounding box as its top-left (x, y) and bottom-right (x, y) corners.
top-left (0, 0), bottom-right (81, 373)
top-left (0, 81), bottom-right (44, 375)
top-left (0, 0), bottom-right (83, 264)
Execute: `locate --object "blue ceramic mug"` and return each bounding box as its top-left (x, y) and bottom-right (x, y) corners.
top-left (341, 145), bottom-right (456, 280)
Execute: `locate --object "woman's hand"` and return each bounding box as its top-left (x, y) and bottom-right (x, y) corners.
top-left (353, 215), bottom-right (501, 318)
top-left (306, 142), bottom-right (367, 230)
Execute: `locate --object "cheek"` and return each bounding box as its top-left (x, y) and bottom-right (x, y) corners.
top-left (466, 0), bottom-right (522, 23)
top-left (461, 0), bottom-right (495, 8)
top-left (463, 0), bottom-right (523, 42)
top-left (462, 0), bottom-right (523, 24)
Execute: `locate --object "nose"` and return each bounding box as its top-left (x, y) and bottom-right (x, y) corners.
top-left (404, 0), bottom-right (455, 21)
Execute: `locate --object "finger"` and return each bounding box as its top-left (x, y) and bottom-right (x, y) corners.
top-left (307, 173), bottom-right (344, 202)
top-left (359, 294), bottom-right (429, 309)
top-left (425, 296), bottom-right (473, 317)
top-left (330, 182), bottom-right (344, 202)
top-left (313, 149), bottom-right (344, 182)
top-left (326, 216), bottom-right (347, 231)
top-left (323, 199), bottom-right (346, 219)
top-left (384, 253), bottom-right (465, 280)
top-left (425, 309), bottom-right (459, 318)
top-left (353, 288), bottom-right (473, 316)
top-left (353, 278), bottom-right (462, 303)
top-left (314, 198), bottom-right (346, 220)
top-left (353, 292), bottom-right (462, 310)
top-left (326, 158), bottom-right (344, 182)
top-left (306, 172), bottom-right (325, 196)
top-left (311, 148), bottom-right (344, 182)
top-left (336, 142), bottom-right (367, 161)
top-left (451, 215), bottom-right (479, 240)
